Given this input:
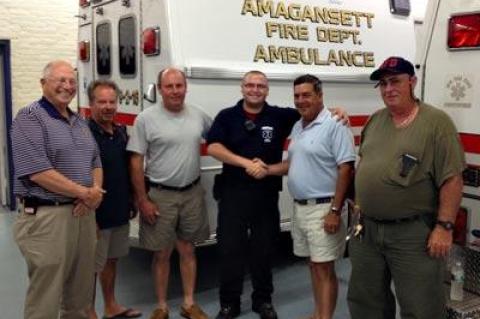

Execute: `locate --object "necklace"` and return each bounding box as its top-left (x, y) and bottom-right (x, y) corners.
top-left (393, 104), bottom-right (419, 128)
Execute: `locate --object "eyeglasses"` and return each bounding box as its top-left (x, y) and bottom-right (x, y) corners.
top-left (46, 77), bottom-right (77, 87)
top-left (243, 83), bottom-right (268, 90)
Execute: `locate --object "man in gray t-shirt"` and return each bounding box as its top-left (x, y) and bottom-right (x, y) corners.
top-left (127, 68), bottom-right (211, 319)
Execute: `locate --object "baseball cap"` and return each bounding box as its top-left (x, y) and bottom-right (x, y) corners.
top-left (370, 56), bottom-right (415, 81)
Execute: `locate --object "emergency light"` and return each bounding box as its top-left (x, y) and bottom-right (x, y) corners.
top-left (448, 13), bottom-right (480, 49)
top-left (79, 0), bottom-right (90, 7)
top-left (142, 27), bottom-right (160, 56)
top-left (78, 41), bottom-right (90, 62)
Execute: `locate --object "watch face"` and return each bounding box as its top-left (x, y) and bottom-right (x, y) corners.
top-left (438, 221), bottom-right (454, 230)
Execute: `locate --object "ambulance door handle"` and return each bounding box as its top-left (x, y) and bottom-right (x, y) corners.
top-left (96, 7), bottom-right (104, 15)
top-left (144, 84), bottom-right (156, 103)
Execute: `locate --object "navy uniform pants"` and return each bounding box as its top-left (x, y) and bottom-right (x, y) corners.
top-left (216, 185), bottom-right (280, 309)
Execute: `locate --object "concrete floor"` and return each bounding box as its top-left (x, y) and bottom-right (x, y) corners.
top-left (0, 208), bottom-right (353, 319)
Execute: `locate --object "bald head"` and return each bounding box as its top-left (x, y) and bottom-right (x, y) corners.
top-left (157, 67), bottom-right (187, 113)
top-left (157, 68), bottom-right (186, 87)
top-left (40, 60), bottom-right (77, 110)
top-left (42, 60), bottom-right (74, 80)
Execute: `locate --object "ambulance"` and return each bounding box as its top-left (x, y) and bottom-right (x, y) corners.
top-left (418, 0), bottom-right (480, 245)
top-left (76, 0), bottom-right (417, 245)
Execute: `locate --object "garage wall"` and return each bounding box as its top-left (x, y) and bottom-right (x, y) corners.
top-left (0, 1), bottom-right (78, 115)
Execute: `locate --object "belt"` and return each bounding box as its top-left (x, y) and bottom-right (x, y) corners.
top-left (21, 196), bottom-right (75, 207)
top-left (294, 197), bottom-right (331, 205)
top-left (364, 213), bottom-right (430, 224)
top-left (149, 176), bottom-right (200, 192)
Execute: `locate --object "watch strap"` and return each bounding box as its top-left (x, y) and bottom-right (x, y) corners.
top-left (436, 220), bottom-right (454, 231)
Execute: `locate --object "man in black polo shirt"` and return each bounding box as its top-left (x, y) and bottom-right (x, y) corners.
top-left (207, 71), bottom-right (347, 319)
top-left (87, 80), bottom-right (141, 319)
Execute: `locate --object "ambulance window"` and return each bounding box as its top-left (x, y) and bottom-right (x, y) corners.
top-left (96, 22), bottom-right (111, 76)
top-left (119, 16), bottom-right (136, 77)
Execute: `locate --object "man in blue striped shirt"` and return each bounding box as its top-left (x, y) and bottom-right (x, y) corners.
top-left (11, 60), bottom-right (105, 319)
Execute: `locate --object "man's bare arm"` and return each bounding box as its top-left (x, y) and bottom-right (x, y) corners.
top-left (30, 169), bottom-right (103, 203)
top-left (130, 153), bottom-right (148, 202)
top-left (267, 160), bottom-right (289, 176)
top-left (332, 162), bottom-right (355, 210)
top-left (324, 162), bottom-right (354, 234)
top-left (428, 174), bottom-right (463, 258)
top-left (130, 153), bottom-right (159, 224)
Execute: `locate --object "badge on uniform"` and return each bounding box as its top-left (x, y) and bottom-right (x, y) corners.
top-left (261, 126), bottom-right (273, 143)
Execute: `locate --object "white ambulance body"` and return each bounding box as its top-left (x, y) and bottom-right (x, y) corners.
top-left (77, 0), bottom-right (416, 245)
top-left (418, 0), bottom-right (480, 244)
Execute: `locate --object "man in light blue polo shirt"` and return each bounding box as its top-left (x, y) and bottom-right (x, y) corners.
top-left (287, 74), bottom-right (355, 319)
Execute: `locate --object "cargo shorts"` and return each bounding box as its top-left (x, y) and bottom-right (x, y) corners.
top-left (95, 223), bottom-right (130, 272)
top-left (139, 183), bottom-right (210, 251)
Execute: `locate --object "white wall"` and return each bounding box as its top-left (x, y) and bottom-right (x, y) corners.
top-left (0, 0), bottom-right (78, 115)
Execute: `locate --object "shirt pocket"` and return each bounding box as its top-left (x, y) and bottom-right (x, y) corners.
top-left (382, 150), bottom-right (427, 187)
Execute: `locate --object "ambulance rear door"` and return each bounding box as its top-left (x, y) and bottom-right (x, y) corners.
top-left (91, 0), bottom-right (142, 124)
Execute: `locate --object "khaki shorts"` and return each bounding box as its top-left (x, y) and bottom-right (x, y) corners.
top-left (139, 183), bottom-right (209, 251)
top-left (95, 224), bottom-right (130, 272)
top-left (291, 202), bottom-right (346, 263)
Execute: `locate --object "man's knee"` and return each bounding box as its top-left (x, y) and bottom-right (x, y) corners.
top-left (176, 240), bottom-right (195, 259)
top-left (154, 248), bottom-right (173, 264)
top-left (310, 260), bottom-right (335, 280)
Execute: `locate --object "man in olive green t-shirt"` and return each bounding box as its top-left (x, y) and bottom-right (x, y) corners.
top-left (347, 57), bottom-right (466, 319)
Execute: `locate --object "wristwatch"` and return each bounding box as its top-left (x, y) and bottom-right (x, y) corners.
top-left (330, 206), bottom-right (340, 216)
top-left (436, 220), bottom-right (454, 231)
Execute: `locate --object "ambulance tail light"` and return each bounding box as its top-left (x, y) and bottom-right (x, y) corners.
top-left (78, 41), bottom-right (90, 62)
top-left (448, 13), bottom-right (480, 49)
top-left (79, 0), bottom-right (90, 7)
top-left (142, 27), bottom-right (160, 56)
top-left (453, 207), bottom-right (468, 246)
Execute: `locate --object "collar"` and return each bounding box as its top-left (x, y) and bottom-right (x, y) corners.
top-left (302, 107), bottom-right (329, 129)
top-left (156, 101), bottom-right (186, 117)
top-left (39, 96), bottom-right (76, 122)
top-left (234, 99), bottom-right (270, 117)
top-left (88, 118), bottom-right (119, 136)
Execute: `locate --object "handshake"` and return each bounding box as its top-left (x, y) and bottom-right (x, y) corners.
top-left (245, 158), bottom-right (269, 179)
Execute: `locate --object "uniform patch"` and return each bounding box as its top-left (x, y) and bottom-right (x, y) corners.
top-left (261, 126), bottom-right (273, 143)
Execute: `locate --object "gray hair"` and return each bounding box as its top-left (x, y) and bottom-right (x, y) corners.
top-left (42, 60), bottom-right (73, 79)
top-left (87, 79), bottom-right (120, 104)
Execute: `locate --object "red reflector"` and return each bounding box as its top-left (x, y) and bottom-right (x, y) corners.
top-left (78, 41), bottom-right (90, 62)
top-left (453, 207), bottom-right (468, 246)
top-left (143, 27), bottom-right (160, 56)
top-left (79, 0), bottom-right (90, 7)
top-left (448, 14), bottom-right (480, 49)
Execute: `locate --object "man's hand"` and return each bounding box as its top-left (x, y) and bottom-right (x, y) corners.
top-left (245, 158), bottom-right (268, 179)
top-left (73, 200), bottom-right (91, 217)
top-left (324, 213), bottom-right (341, 234)
top-left (138, 198), bottom-right (160, 225)
top-left (80, 185), bottom-right (106, 210)
top-left (427, 226), bottom-right (453, 258)
top-left (328, 107), bottom-right (349, 125)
